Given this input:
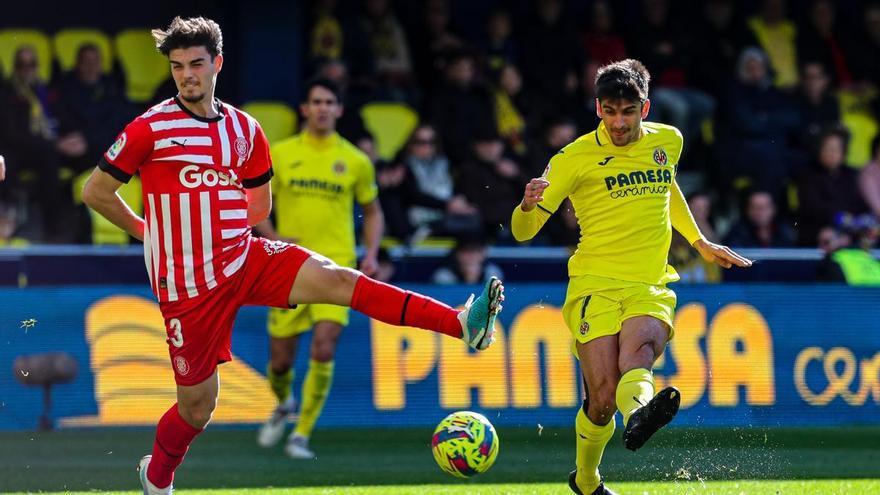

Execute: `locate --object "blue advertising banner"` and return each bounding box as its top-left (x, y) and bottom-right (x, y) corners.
top-left (0, 284), bottom-right (877, 430)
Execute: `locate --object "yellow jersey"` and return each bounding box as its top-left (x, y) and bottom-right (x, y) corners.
top-left (539, 121), bottom-right (684, 285)
top-left (270, 131), bottom-right (377, 266)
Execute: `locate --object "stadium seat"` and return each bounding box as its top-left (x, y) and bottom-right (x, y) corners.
top-left (0, 29), bottom-right (52, 82)
top-left (53, 28), bottom-right (113, 73)
top-left (72, 170), bottom-right (143, 245)
top-left (839, 88), bottom-right (879, 168)
top-left (115, 29), bottom-right (169, 102)
top-left (241, 101), bottom-right (298, 145)
top-left (360, 102), bottom-right (419, 161)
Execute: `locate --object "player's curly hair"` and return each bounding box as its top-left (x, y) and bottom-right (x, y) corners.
top-left (152, 16), bottom-right (223, 60)
top-left (595, 59), bottom-right (651, 104)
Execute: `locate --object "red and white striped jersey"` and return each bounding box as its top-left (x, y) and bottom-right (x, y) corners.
top-left (100, 97), bottom-right (273, 303)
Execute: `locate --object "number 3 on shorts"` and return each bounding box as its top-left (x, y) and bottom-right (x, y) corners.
top-left (169, 318), bottom-right (184, 348)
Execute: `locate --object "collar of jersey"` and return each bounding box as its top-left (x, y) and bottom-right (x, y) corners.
top-left (173, 96), bottom-right (225, 123)
top-left (302, 130), bottom-right (340, 149)
top-left (595, 121), bottom-right (648, 149)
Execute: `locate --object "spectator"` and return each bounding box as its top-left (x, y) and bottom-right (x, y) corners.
top-left (668, 192), bottom-right (722, 283)
top-left (631, 0), bottom-right (715, 155)
top-left (359, 0), bottom-right (414, 99)
top-left (525, 118), bottom-right (577, 178)
top-left (518, 0), bottom-right (583, 116)
top-left (431, 236), bottom-right (504, 285)
top-left (373, 125), bottom-right (480, 241)
top-left (796, 0), bottom-right (855, 87)
top-left (307, 0), bottom-right (345, 69)
top-left (0, 46), bottom-right (68, 241)
top-left (747, 0), bottom-right (799, 89)
top-left (483, 8), bottom-right (518, 74)
top-left (410, 0), bottom-right (464, 92)
top-left (580, 0), bottom-right (626, 66)
top-left (724, 190), bottom-right (796, 247)
top-left (815, 225), bottom-right (880, 285)
top-left (687, 192), bottom-right (719, 242)
top-left (314, 59), bottom-right (369, 141)
top-left (859, 135), bottom-right (880, 219)
top-left (691, 0), bottom-right (753, 95)
top-left (851, 2), bottom-right (880, 88)
top-left (493, 64), bottom-right (530, 156)
top-left (54, 43), bottom-right (130, 174)
top-left (425, 49), bottom-right (496, 164)
top-left (569, 62), bottom-right (601, 134)
top-left (458, 128), bottom-right (525, 239)
top-left (815, 226), bottom-right (850, 282)
top-left (716, 47), bottom-right (799, 195)
top-left (794, 61), bottom-right (840, 150)
top-left (797, 126), bottom-right (869, 245)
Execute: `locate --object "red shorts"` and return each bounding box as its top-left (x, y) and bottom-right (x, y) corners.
top-left (159, 237), bottom-right (313, 385)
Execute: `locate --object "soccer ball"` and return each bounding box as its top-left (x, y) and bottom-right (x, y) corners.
top-left (431, 411), bottom-right (499, 478)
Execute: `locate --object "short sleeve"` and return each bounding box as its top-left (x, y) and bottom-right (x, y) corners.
top-left (241, 123), bottom-right (274, 189)
top-left (98, 118), bottom-right (152, 183)
top-left (539, 150), bottom-right (578, 214)
top-left (354, 154), bottom-right (378, 205)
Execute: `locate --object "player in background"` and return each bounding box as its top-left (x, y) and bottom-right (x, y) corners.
top-left (81, 17), bottom-right (504, 495)
top-left (254, 78), bottom-right (383, 459)
top-left (510, 59), bottom-right (751, 495)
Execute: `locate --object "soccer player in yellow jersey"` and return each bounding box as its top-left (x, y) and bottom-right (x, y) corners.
top-left (255, 78), bottom-right (384, 459)
top-left (511, 59), bottom-right (752, 495)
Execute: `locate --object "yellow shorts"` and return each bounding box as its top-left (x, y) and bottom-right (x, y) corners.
top-left (267, 304), bottom-right (350, 338)
top-left (562, 273), bottom-right (676, 345)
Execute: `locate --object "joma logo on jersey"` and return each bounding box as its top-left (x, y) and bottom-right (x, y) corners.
top-left (604, 169), bottom-right (672, 191)
top-left (179, 164), bottom-right (241, 189)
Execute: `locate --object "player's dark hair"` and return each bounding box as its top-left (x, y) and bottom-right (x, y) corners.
top-left (595, 59), bottom-right (650, 104)
top-left (302, 77), bottom-right (342, 104)
top-left (152, 16), bottom-right (223, 60)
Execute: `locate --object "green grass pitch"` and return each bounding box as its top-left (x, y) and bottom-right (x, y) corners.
top-left (2, 426), bottom-right (878, 494)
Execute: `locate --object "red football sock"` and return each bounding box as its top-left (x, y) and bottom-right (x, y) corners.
top-left (350, 275), bottom-right (463, 338)
top-left (147, 403), bottom-right (203, 489)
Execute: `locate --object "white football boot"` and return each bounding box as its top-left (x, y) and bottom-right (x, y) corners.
top-left (137, 455), bottom-right (172, 495)
top-left (257, 396), bottom-right (296, 447)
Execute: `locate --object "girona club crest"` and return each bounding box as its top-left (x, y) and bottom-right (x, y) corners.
top-left (653, 147), bottom-right (668, 166)
top-left (174, 356), bottom-right (190, 376)
top-left (234, 137), bottom-right (249, 158)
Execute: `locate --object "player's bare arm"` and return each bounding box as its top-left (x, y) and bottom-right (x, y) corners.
top-left (0, 154), bottom-right (6, 181)
top-left (359, 199), bottom-right (384, 277)
top-left (82, 168), bottom-right (145, 241)
top-left (245, 182), bottom-right (272, 226)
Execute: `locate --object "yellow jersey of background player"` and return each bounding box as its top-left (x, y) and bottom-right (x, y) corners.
top-left (269, 120), bottom-right (377, 267)
top-left (255, 77), bottom-right (384, 460)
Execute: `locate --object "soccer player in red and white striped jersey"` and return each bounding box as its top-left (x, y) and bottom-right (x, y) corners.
top-left (82, 17), bottom-right (504, 495)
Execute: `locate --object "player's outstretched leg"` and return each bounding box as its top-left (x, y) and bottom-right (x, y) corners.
top-left (622, 386), bottom-right (681, 451)
top-left (568, 470), bottom-right (619, 495)
top-left (348, 274), bottom-right (504, 351)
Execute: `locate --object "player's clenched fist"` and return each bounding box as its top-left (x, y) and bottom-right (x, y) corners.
top-left (520, 177), bottom-right (550, 211)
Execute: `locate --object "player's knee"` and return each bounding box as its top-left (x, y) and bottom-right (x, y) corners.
top-left (179, 395), bottom-right (217, 428)
top-left (311, 343), bottom-right (336, 362)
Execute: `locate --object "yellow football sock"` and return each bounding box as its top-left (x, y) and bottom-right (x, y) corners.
top-left (293, 359), bottom-right (335, 439)
top-left (267, 365), bottom-right (293, 404)
top-left (575, 406), bottom-right (615, 493)
top-left (616, 368), bottom-right (654, 427)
